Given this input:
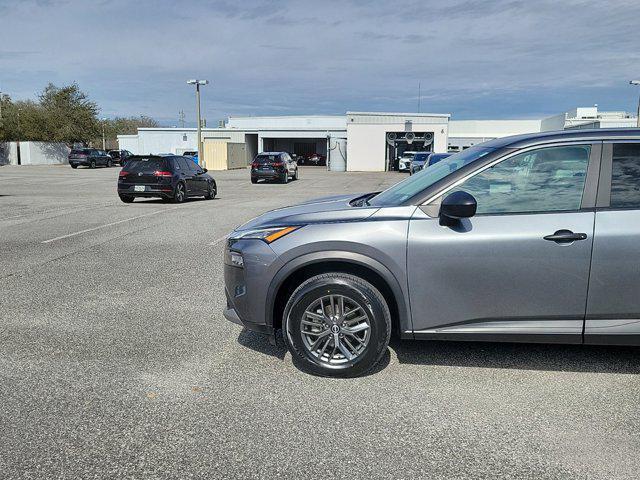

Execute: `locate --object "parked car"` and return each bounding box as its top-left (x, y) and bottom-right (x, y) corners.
top-left (251, 152), bottom-right (298, 184)
top-left (117, 155), bottom-right (216, 203)
top-left (410, 152), bottom-right (453, 175)
top-left (107, 149), bottom-right (133, 166)
top-left (398, 151), bottom-right (419, 172)
top-left (223, 128), bottom-right (640, 377)
top-left (68, 148), bottom-right (113, 169)
top-left (182, 150), bottom-right (199, 164)
top-left (305, 153), bottom-right (326, 166)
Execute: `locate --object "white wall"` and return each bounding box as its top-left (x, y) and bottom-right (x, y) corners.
top-left (0, 142), bottom-right (18, 165)
top-left (541, 113), bottom-right (567, 132)
top-left (19, 142), bottom-right (69, 165)
top-left (449, 119), bottom-right (541, 138)
top-left (117, 135), bottom-right (139, 153)
top-left (228, 115), bottom-right (345, 130)
top-left (346, 113), bottom-right (449, 171)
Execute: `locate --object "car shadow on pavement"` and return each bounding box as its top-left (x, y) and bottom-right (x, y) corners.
top-left (236, 330), bottom-right (638, 375)
top-left (237, 328), bottom-right (287, 361)
top-left (236, 329), bottom-right (391, 377)
top-left (390, 338), bottom-right (640, 374)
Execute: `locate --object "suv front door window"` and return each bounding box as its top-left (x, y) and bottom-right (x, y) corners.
top-left (455, 145), bottom-right (590, 214)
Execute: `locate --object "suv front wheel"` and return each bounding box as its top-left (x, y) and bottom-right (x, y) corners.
top-left (283, 273), bottom-right (391, 377)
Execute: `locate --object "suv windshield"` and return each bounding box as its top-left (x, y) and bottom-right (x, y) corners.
top-left (413, 153), bottom-right (429, 162)
top-left (125, 158), bottom-right (169, 173)
top-left (369, 146), bottom-right (497, 206)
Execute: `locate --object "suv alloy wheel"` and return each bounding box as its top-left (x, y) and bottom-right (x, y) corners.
top-left (283, 273), bottom-right (391, 377)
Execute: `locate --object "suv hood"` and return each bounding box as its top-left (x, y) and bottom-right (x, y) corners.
top-left (236, 193), bottom-right (379, 231)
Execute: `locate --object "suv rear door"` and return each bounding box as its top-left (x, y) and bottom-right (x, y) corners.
top-left (407, 142), bottom-right (602, 342)
top-left (585, 142), bottom-right (640, 345)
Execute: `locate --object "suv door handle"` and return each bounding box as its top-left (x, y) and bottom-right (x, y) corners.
top-left (543, 230), bottom-right (588, 243)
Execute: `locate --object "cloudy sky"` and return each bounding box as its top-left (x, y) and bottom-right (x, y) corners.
top-left (1, 0), bottom-right (639, 125)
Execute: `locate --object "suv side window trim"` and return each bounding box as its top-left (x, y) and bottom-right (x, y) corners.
top-left (421, 141), bottom-right (602, 217)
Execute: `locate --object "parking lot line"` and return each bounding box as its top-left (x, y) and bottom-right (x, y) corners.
top-left (41, 207), bottom-right (179, 244)
top-left (208, 234), bottom-right (229, 246)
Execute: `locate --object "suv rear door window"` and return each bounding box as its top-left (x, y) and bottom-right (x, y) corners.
top-left (610, 144), bottom-right (640, 209)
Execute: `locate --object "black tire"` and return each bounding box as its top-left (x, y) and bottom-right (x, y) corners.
top-left (283, 273), bottom-right (391, 378)
top-left (293, 168), bottom-right (299, 180)
top-left (171, 182), bottom-right (186, 203)
top-left (89, 160), bottom-right (96, 169)
top-left (204, 181), bottom-right (216, 199)
top-left (119, 195), bottom-right (134, 203)
top-left (107, 159), bottom-right (113, 168)
top-left (282, 172), bottom-right (289, 184)
top-left (71, 164), bottom-right (78, 169)
top-left (251, 177), bottom-right (258, 184)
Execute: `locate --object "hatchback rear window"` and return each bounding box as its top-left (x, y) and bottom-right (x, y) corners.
top-left (255, 155), bottom-right (280, 164)
top-left (124, 158), bottom-right (169, 173)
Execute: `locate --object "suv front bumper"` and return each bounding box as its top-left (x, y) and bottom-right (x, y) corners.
top-left (223, 238), bottom-right (281, 335)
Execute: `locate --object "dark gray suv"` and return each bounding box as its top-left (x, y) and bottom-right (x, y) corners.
top-left (224, 129), bottom-right (640, 377)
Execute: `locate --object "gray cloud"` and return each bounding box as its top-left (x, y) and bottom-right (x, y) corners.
top-left (1, 0), bottom-right (639, 124)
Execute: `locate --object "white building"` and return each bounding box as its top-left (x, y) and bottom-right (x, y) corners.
top-left (118, 106), bottom-right (637, 172)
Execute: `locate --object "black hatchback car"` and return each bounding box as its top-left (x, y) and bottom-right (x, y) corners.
top-left (69, 148), bottom-right (113, 169)
top-left (117, 155), bottom-right (216, 203)
top-left (251, 152), bottom-right (298, 184)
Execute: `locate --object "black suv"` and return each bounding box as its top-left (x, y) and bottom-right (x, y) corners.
top-left (69, 149), bottom-right (113, 169)
top-left (107, 150), bottom-right (133, 166)
top-left (117, 155), bottom-right (216, 203)
top-left (251, 152), bottom-right (298, 184)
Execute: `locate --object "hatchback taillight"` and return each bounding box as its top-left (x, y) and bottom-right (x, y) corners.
top-left (272, 161), bottom-right (284, 167)
top-left (251, 162), bottom-right (258, 168)
top-left (154, 171), bottom-right (172, 177)
top-left (119, 171), bottom-right (129, 177)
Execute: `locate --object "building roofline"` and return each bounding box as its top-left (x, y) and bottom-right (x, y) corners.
top-left (347, 111), bottom-right (451, 118)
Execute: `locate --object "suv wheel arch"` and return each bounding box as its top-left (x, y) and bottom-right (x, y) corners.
top-left (268, 252), bottom-right (409, 336)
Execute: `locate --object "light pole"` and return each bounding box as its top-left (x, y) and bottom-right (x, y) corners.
top-left (101, 117), bottom-right (107, 150)
top-left (187, 79), bottom-right (209, 166)
top-left (631, 80), bottom-right (640, 128)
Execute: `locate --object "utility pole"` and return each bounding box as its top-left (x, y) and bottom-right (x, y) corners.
top-left (179, 110), bottom-right (185, 128)
top-left (417, 82), bottom-right (421, 113)
top-left (187, 79), bottom-right (209, 167)
top-left (101, 118), bottom-right (107, 150)
top-left (631, 80), bottom-right (640, 128)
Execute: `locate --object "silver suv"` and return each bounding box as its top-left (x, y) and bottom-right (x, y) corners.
top-left (224, 129), bottom-right (640, 377)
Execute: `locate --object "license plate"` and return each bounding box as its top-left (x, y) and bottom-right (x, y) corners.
top-left (134, 185), bottom-right (146, 192)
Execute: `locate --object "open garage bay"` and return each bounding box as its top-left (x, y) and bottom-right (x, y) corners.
top-left (1, 165), bottom-right (639, 479)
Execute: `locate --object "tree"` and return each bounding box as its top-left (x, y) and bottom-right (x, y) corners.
top-left (0, 83), bottom-right (159, 147)
top-left (38, 83), bottom-right (100, 144)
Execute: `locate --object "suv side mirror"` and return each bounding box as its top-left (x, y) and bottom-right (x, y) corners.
top-left (440, 191), bottom-right (477, 225)
top-left (202, 168), bottom-right (208, 173)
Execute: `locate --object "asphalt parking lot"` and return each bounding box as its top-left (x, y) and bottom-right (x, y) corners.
top-left (1, 164), bottom-right (639, 479)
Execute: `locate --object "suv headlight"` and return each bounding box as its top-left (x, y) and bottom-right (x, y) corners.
top-left (228, 226), bottom-right (301, 244)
